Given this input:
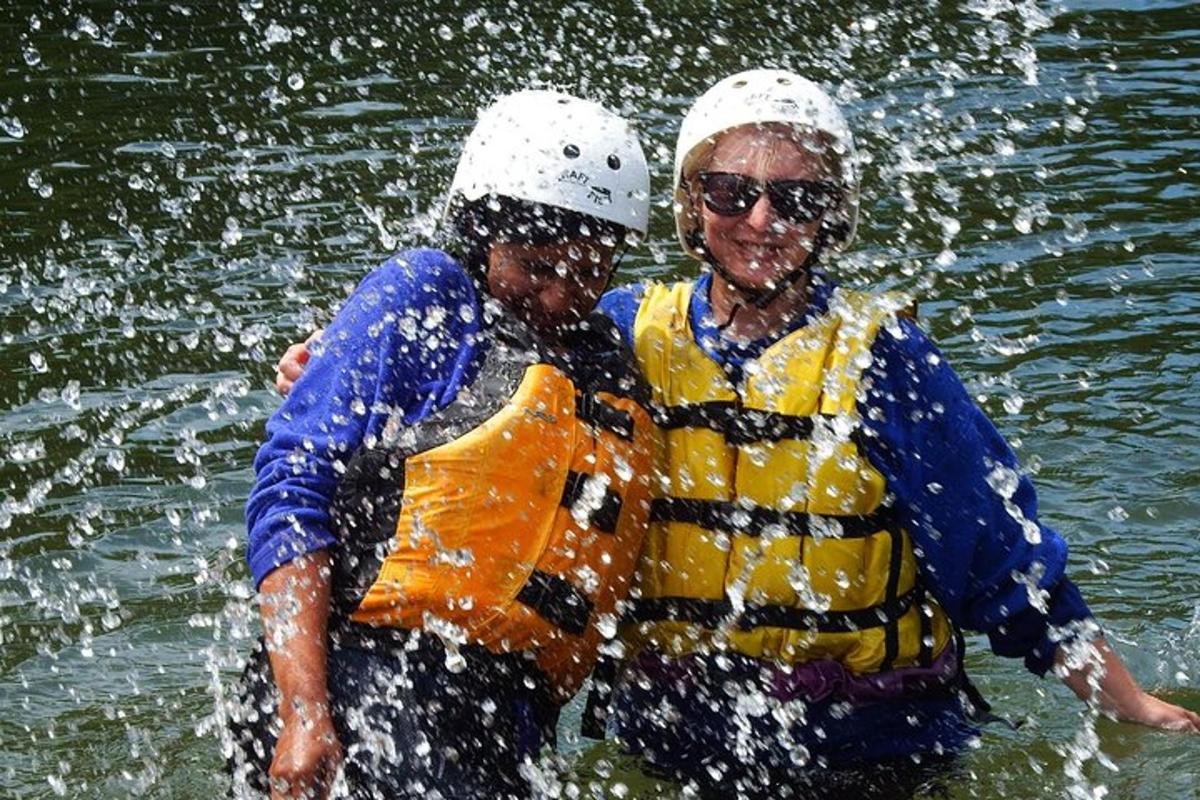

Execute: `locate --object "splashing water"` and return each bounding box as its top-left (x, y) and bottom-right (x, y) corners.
top-left (1, 1), bottom-right (1198, 797)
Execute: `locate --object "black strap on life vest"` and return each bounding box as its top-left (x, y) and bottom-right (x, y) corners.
top-left (649, 497), bottom-right (893, 539)
top-left (575, 392), bottom-right (635, 440)
top-left (580, 653), bottom-right (621, 740)
top-left (515, 569), bottom-right (594, 636)
top-left (880, 528), bottom-right (906, 671)
top-left (916, 585), bottom-right (935, 668)
top-left (631, 586), bottom-right (920, 634)
top-left (952, 627), bottom-right (1022, 730)
top-left (654, 401), bottom-right (828, 446)
top-left (560, 470), bottom-right (623, 534)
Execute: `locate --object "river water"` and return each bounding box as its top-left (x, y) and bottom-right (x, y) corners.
top-left (1, 1), bottom-right (1197, 797)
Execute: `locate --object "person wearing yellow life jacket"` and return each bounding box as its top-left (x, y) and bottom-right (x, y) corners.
top-left (228, 90), bottom-right (657, 800)
top-left (587, 69), bottom-right (1199, 797)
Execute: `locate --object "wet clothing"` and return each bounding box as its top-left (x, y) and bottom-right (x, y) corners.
top-left (238, 248), bottom-right (655, 795)
top-left (596, 270), bottom-right (1093, 789)
top-left (624, 281), bottom-right (957, 674)
top-left (246, 249), bottom-right (488, 587)
top-left (226, 632), bottom-right (554, 799)
top-left (614, 650), bottom-right (962, 800)
top-left (329, 309), bottom-right (655, 701)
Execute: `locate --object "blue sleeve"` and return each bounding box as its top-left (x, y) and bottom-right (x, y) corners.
top-left (244, 249), bottom-right (483, 586)
top-left (858, 318), bottom-right (1093, 675)
top-left (596, 282), bottom-right (647, 350)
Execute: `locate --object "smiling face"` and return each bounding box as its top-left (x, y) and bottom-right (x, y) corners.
top-left (485, 238), bottom-right (615, 332)
top-left (696, 124), bottom-right (839, 293)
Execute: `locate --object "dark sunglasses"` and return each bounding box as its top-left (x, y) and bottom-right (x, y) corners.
top-left (696, 171), bottom-right (842, 224)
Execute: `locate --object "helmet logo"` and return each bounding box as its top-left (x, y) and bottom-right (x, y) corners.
top-left (558, 168), bottom-right (613, 206)
top-left (558, 168), bottom-right (590, 186)
top-left (588, 185), bottom-right (613, 205)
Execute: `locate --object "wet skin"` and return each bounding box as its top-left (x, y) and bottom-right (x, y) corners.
top-left (700, 127), bottom-right (835, 292)
top-left (273, 237), bottom-right (616, 395)
top-left (485, 238), bottom-right (616, 333)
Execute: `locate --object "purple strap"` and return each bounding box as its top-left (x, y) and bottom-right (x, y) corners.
top-left (631, 641), bottom-right (959, 705)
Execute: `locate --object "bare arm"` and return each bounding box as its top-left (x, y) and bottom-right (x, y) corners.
top-left (1058, 636), bottom-right (1200, 733)
top-left (259, 551), bottom-right (344, 799)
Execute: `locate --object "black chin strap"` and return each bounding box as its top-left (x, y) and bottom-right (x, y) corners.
top-left (707, 224), bottom-right (833, 332)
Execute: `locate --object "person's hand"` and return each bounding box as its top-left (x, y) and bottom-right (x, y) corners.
top-left (1059, 637), bottom-right (1200, 733)
top-left (269, 702), bottom-right (344, 799)
top-left (275, 329), bottom-right (323, 396)
top-left (1113, 689), bottom-right (1200, 733)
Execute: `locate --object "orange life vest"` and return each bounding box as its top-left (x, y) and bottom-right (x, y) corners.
top-left (331, 314), bottom-right (658, 700)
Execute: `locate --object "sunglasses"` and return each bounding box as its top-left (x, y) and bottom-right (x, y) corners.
top-left (696, 171), bottom-right (842, 225)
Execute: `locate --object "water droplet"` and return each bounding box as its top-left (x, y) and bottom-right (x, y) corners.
top-left (1003, 394), bottom-right (1025, 414)
top-left (287, 72), bottom-right (305, 91)
top-left (263, 22), bottom-right (292, 46)
top-left (986, 464), bottom-right (1019, 500)
top-left (1107, 505), bottom-right (1128, 522)
top-left (442, 646), bottom-right (466, 674)
top-left (222, 217), bottom-right (242, 247)
top-left (76, 15), bottom-right (100, 39)
top-left (2, 116), bottom-right (27, 139)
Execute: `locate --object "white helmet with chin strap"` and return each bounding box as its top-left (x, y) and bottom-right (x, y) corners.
top-left (446, 89), bottom-right (650, 237)
top-left (673, 69), bottom-right (859, 263)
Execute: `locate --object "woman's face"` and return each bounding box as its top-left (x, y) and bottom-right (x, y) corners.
top-left (697, 126), bottom-right (837, 293)
top-left (486, 238), bottom-right (615, 331)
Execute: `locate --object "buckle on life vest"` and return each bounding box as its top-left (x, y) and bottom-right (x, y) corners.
top-left (575, 392), bottom-right (635, 440)
top-left (560, 470), bottom-right (623, 533)
top-left (515, 570), bottom-right (593, 636)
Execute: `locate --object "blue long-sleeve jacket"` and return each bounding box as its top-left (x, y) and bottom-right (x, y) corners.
top-left (245, 248), bottom-right (488, 585)
top-left (247, 255), bottom-right (1090, 675)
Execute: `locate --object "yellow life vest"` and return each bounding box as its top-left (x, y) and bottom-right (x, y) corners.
top-left (331, 315), bottom-right (657, 700)
top-left (623, 281), bottom-right (953, 675)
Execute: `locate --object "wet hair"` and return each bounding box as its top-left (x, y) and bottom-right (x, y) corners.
top-left (447, 194), bottom-right (628, 279)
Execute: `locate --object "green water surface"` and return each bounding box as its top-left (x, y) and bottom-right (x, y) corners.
top-left (1, 1), bottom-right (1197, 797)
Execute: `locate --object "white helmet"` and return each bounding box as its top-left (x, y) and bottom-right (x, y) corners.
top-left (673, 69), bottom-right (859, 261)
top-left (447, 90), bottom-right (650, 236)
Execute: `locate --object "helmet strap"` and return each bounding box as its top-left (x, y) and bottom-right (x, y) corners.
top-left (705, 219), bottom-right (834, 333)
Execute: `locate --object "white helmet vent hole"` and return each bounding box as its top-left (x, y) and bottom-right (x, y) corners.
top-left (607, 154), bottom-right (621, 170)
top-left (732, 80), bottom-right (748, 89)
top-left (563, 144), bottom-right (580, 158)
top-left (777, 77), bottom-right (791, 85)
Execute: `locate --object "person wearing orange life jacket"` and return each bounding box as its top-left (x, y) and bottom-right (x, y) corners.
top-left (587, 69), bottom-right (1199, 797)
top-left (228, 90), bottom-right (658, 800)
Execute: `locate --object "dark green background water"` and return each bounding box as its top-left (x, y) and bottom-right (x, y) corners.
top-left (1, 1), bottom-right (1197, 797)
